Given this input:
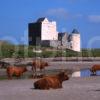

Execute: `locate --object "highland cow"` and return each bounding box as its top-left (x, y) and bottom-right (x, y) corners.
top-left (30, 60), bottom-right (49, 77)
top-left (34, 72), bottom-right (69, 90)
top-left (90, 64), bottom-right (100, 75)
top-left (7, 66), bottom-right (27, 79)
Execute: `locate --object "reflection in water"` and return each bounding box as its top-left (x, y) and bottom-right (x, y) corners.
top-left (81, 68), bottom-right (100, 77)
top-left (72, 71), bottom-right (80, 77)
top-left (72, 68), bottom-right (100, 77)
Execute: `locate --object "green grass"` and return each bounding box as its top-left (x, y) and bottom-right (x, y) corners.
top-left (0, 42), bottom-right (100, 58)
top-left (0, 76), bottom-right (8, 80)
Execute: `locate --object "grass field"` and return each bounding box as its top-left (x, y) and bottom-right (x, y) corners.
top-left (0, 42), bottom-right (100, 58)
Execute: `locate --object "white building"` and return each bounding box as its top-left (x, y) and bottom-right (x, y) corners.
top-left (69, 29), bottom-right (81, 52)
top-left (38, 18), bottom-right (58, 40)
top-left (29, 17), bottom-right (58, 46)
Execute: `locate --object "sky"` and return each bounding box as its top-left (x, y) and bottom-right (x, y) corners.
top-left (0, 0), bottom-right (100, 48)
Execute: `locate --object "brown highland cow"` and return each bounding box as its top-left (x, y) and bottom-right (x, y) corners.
top-left (34, 72), bottom-right (69, 90)
top-left (29, 60), bottom-right (49, 77)
top-left (7, 66), bottom-right (27, 79)
top-left (90, 64), bottom-right (100, 75)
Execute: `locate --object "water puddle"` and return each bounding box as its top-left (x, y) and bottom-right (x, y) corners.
top-left (72, 68), bottom-right (100, 77)
top-left (81, 68), bottom-right (100, 77)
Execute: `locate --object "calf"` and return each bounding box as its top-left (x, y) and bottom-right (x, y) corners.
top-left (34, 72), bottom-right (69, 90)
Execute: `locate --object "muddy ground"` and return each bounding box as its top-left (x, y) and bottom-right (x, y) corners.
top-left (0, 61), bottom-right (100, 100)
top-left (0, 77), bottom-right (100, 100)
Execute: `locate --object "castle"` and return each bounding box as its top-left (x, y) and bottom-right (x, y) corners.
top-left (28, 17), bottom-right (80, 52)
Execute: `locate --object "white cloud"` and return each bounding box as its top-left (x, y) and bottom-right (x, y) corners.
top-left (88, 15), bottom-right (100, 23)
top-left (46, 8), bottom-right (69, 19)
top-left (45, 8), bottom-right (83, 20)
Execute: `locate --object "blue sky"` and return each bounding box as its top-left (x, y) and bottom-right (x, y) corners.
top-left (0, 0), bottom-right (100, 48)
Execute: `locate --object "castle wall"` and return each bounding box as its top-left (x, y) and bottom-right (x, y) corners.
top-left (41, 18), bottom-right (58, 40)
top-left (28, 18), bottom-right (81, 52)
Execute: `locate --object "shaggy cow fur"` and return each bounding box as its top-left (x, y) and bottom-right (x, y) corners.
top-left (90, 64), bottom-right (100, 75)
top-left (28, 60), bottom-right (49, 77)
top-left (32, 60), bottom-right (48, 71)
top-left (34, 72), bottom-right (69, 90)
top-left (7, 66), bottom-right (27, 79)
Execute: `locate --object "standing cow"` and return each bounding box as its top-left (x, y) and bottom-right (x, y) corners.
top-left (28, 60), bottom-right (49, 78)
top-left (90, 64), bottom-right (100, 75)
top-left (7, 66), bottom-right (27, 79)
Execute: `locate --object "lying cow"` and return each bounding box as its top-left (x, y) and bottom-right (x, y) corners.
top-left (7, 66), bottom-right (27, 79)
top-left (90, 64), bottom-right (100, 75)
top-left (34, 72), bottom-right (69, 90)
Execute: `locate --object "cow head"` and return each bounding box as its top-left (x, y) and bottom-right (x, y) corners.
top-left (23, 67), bottom-right (27, 72)
top-left (58, 72), bottom-right (69, 82)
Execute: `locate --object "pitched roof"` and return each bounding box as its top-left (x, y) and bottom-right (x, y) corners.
top-left (37, 17), bottom-right (46, 22)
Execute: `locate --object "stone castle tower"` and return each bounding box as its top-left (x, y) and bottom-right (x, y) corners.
top-left (28, 17), bottom-right (58, 46)
top-left (69, 29), bottom-right (81, 52)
